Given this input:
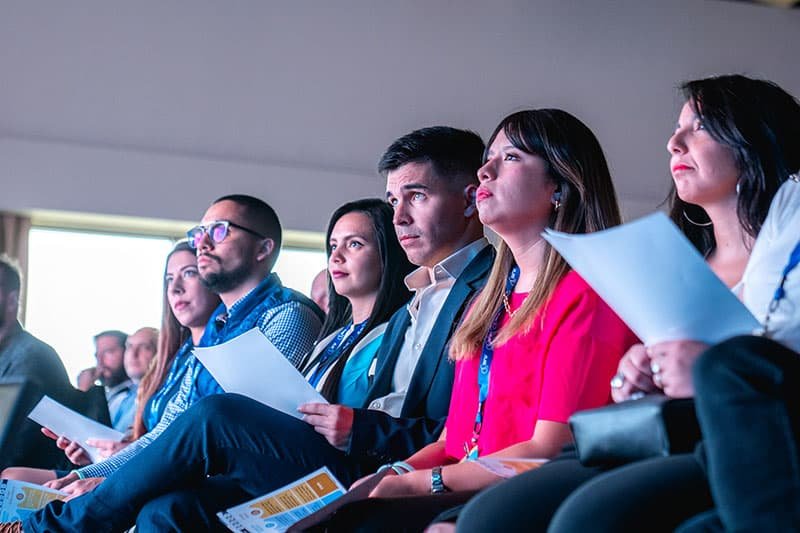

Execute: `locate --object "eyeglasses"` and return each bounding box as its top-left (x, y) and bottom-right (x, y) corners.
top-left (186, 220), bottom-right (266, 249)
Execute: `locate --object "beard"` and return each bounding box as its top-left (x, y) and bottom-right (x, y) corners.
top-left (200, 262), bottom-right (252, 295)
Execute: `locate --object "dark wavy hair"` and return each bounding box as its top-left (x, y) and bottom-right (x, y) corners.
top-left (310, 199), bottom-right (414, 401)
top-left (668, 75), bottom-right (800, 255)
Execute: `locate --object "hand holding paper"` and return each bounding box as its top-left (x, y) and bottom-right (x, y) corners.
top-left (193, 328), bottom-right (327, 419)
top-left (28, 397), bottom-right (124, 464)
top-left (543, 212), bottom-right (760, 345)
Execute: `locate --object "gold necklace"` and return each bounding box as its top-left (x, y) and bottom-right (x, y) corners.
top-left (503, 293), bottom-right (516, 318)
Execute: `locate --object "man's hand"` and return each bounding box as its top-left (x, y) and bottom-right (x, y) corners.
top-left (61, 477), bottom-right (105, 501)
top-left (297, 403), bottom-right (354, 450)
top-left (44, 472), bottom-right (79, 490)
top-left (41, 428), bottom-right (92, 466)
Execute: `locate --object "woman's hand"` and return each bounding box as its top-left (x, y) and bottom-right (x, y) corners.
top-left (369, 470), bottom-right (429, 498)
top-left (41, 428), bottom-right (92, 466)
top-left (611, 344), bottom-right (660, 402)
top-left (85, 438), bottom-right (129, 459)
top-left (61, 477), bottom-right (105, 501)
top-left (647, 340), bottom-right (708, 398)
top-left (44, 472), bottom-right (79, 490)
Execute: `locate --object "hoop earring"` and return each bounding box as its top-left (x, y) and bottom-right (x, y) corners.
top-left (682, 210), bottom-right (712, 227)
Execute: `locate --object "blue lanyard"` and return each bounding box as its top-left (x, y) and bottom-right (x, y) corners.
top-left (306, 321), bottom-right (367, 387)
top-left (762, 240), bottom-right (800, 336)
top-left (148, 340), bottom-right (194, 422)
top-left (466, 265), bottom-right (520, 460)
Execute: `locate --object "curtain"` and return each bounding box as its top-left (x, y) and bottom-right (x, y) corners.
top-left (0, 212), bottom-right (32, 323)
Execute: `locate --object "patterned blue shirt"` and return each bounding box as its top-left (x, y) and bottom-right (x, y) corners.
top-left (76, 273), bottom-right (322, 479)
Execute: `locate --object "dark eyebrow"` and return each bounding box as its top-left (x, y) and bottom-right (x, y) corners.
top-left (386, 183), bottom-right (430, 199)
top-left (330, 232), bottom-right (369, 242)
top-left (401, 183), bottom-right (431, 191)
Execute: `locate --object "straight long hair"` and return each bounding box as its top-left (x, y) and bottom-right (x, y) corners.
top-left (451, 109), bottom-right (622, 359)
top-left (668, 75), bottom-right (800, 255)
top-left (132, 241), bottom-right (220, 438)
top-left (313, 199), bottom-right (414, 401)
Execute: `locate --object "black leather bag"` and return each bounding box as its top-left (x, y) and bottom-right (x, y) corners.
top-left (568, 395), bottom-right (702, 467)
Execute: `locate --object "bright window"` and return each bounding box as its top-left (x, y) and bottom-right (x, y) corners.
top-left (25, 228), bottom-right (325, 382)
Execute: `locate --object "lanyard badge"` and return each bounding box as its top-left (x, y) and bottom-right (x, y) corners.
top-left (463, 265), bottom-right (520, 461)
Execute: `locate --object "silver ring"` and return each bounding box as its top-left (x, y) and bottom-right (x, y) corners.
top-left (650, 361), bottom-right (661, 374)
top-left (610, 372), bottom-right (625, 389)
top-left (653, 372), bottom-right (663, 387)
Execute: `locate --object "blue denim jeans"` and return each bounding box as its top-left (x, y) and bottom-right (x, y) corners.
top-left (24, 394), bottom-right (371, 532)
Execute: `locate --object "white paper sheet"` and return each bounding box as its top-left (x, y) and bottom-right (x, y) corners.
top-left (543, 212), bottom-right (760, 345)
top-left (27, 396), bottom-right (124, 463)
top-left (193, 328), bottom-right (327, 419)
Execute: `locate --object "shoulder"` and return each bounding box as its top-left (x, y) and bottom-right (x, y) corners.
top-left (551, 271), bottom-right (597, 304)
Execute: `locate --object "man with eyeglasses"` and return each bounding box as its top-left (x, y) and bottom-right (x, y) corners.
top-left (11, 130), bottom-right (491, 533)
top-left (185, 194), bottom-right (323, 369)
top-left (0, 195), bottom-right (325, 532)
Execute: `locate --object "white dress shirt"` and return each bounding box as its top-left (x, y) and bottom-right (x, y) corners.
top-left (368, 238), bottom-right (490, 416)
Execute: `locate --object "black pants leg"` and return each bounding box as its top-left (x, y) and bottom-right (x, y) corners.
top-left (454, 451), bottom-right (603, 533)
top-left (547, 453), bottom-right (711, 533)
top-left (693, 335), bottom-right (800, 532)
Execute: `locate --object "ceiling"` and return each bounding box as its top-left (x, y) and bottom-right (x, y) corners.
top-left (1, 0), bottom-right (798, 232)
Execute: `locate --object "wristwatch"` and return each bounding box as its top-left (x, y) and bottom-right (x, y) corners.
top-left (430, 466), bottom-right (450, 494)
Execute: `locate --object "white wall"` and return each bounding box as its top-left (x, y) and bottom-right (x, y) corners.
top-left (0, 0), bottom-right (798, 230)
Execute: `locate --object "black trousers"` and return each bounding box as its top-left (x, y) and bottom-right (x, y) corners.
top-left (691, 335), bottom-right (800, 532)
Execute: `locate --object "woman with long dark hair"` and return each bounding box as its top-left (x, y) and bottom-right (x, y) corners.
top-left (302, 198), bottom-right (414, 405)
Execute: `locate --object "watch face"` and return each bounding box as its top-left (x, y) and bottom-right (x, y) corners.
top-left (431, 466), bottom-right (447, 494)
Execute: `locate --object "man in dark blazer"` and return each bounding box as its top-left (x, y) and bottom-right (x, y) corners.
top-left (15, 127), bottom-right (493, 533)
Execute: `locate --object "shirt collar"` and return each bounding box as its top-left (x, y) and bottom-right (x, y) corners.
top-left (404, 238), bottom-right (489, 291)
top-left (216, 273), bottom-right (281, 326)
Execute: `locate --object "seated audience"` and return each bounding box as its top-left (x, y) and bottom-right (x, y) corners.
top-left (0, 195), bottom-right (322, 522)
top-left (84, 330), bottom-right (138, 432)
top-left (0, 254), bottom-right (73, 470)
top-left (324, 108), bottom-right (638, 531)
top-left (448, 74), bottom-right (800, 533)
top-left (113, 326), bottom-right (158, 433)
top-left (11, 126), bottom-right (492, 531)
top-left (1, 242), bottom-right (218, 484)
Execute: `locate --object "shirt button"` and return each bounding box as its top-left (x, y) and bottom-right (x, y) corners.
top-left (370, 401), bottom-right (381, 409)
top-left (414, 343), bottom-right (422, 350)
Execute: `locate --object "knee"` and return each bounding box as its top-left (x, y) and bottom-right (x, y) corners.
top-left (694, 336), bottom-right (756, 386)
top-left (137, 492), bottom-right (191, 530)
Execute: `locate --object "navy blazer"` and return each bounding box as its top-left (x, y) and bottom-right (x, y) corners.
top-left (347, 245), bottom-right (495, 463)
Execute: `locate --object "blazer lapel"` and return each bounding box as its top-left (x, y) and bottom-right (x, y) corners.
top-left (362, 308), bottom-right (410, 406)
top-left (400, 246), bottom-right (494, 416)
